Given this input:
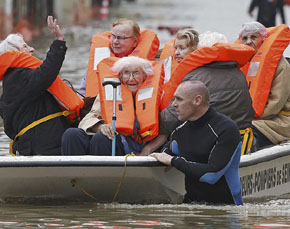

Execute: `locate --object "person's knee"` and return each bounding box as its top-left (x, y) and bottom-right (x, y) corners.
top-left (62, 128), bottom-right (84, 142)
top-left (90, 132), bottom-right (112, 155)
top-left (61, 128), bottom-right (88, 155)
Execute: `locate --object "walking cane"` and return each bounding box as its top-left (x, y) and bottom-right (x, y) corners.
top-left (102, 80), bottom-right (121, 156)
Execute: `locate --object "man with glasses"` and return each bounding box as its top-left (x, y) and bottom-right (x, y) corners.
top-left (80, 18), bottom-right (159, 97)
top-left (238, 21), bottom-right (290, 151)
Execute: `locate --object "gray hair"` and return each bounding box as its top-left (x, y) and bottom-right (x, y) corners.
top-left (239, 21), bottom-right (268, 40)
top-left (112, 56), bottom-right (154, 76)
top-left (0, 33), bottom-right (25, 54)
top-left (197, 31), bottom-right (228, 49)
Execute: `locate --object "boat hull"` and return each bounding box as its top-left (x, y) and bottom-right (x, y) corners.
top-left (0, 156), bottom-right (185, 204)
top-left (1, 143), bottom-right (290, 204)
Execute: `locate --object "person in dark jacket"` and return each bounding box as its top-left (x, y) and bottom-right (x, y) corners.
top-left (151, 80), bottom-right (243, 205)
top-left (141, 31), bottom-right (255, 156)
top-left (248, 0), bottom-right (286, 27)
top-left (0, 16), bottom-right (69, 156)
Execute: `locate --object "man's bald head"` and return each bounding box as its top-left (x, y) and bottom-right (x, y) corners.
top-left (179, 80), bottom-right (210, 106)
top-left (173, 80), bottom-right (210, 121)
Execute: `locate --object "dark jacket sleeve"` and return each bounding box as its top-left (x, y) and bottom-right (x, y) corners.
top-left (277, 0), bottom-right (286, 24)
top-left (171, 121), bottom-right (241, 180)
top-left (20, 40), bottom-right (67, 99)
top-left (249, 0), bottom-right (259, 13)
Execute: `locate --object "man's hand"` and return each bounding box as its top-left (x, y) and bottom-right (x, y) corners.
top-left (47, 16), bottom-right (65, 41)
top-left (150, 152), bottom-right (173, 166)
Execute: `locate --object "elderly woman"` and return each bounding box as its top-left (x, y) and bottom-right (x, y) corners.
top-left (239, 21), bottom-right (290, 151)
top-left (62, 56), bottom-right (163, 156)
top-left (0, 16), bottom-right (81, 156)
top-left (0, 34), bottom-right (35, 54)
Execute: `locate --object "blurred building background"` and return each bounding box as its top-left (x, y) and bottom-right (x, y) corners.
top-left (0, 0), bottom-right (131, 41)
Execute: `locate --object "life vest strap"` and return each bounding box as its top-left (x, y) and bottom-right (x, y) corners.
top-left (9, 110), bottom-right (73, 156)
top-left (140, 130), bottom-right (151, 138)
top-left (278, 110), bottom-right (290, 115)
top-left (239, 127), bottom-right (253, 155)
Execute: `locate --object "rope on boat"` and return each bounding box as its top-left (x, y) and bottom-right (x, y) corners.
top-left (70, 153), bottom-right (135, 202)
top-left (71, 179), bottom-right (97, 201)
top-left (112, 153), bottom-right (135, 203)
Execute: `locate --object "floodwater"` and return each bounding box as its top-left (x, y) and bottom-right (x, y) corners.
top-left (1, 0), bottom-right (290, 227)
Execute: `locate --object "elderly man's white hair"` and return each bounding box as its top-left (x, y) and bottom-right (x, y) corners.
top-left (239, 21), bottom-right (268, 40)
top-left (0, 33), bottom-right (25, 54)
top-left (112, 56), bottom-right (154, 76)
top-left (197, 31), bottom-right (228, 49)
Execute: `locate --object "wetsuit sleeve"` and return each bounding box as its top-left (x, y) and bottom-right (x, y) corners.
top-left (171, 122), bottom-right (241, 180)
top-left (21, 40), bottom-right (67, 98)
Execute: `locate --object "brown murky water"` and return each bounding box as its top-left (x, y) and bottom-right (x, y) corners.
top-left (1, 0), bottom-right (290, 227)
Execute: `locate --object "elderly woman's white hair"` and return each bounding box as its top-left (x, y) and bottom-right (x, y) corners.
top-left (0, 33), bottom-right (25, 54)
top-left (197, 31), bottom-right (228, 49)
top-left (112, 56), bottom-right (154, 77)
top-left (239, 22), bottom-right (268, 40)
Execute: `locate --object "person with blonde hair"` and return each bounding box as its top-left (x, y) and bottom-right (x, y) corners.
top-left (143, 31), bottom-right (255, 156)
top-left (174, 28), bottom-right (199, 62)
top-left (62, 56), bottom-right (164, 156)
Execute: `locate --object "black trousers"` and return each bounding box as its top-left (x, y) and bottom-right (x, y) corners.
top-left (251, 125), bottom-right (273, 151)
top-left (61, 128), bottom-right (124, 156)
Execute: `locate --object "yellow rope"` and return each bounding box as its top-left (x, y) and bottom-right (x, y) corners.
top-left (239, 127), bottom-right (254, 155)
top-left (112, 153), bottom-right (135, 203)
top-left (70, 153), bottom-right (135, 202)
top-left (71, 179), bottom-right (97, 201)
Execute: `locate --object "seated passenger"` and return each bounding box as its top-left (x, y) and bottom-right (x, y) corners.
top-left (80, 18), bottom-right (160, 97)
top-left (137, 29), bottom-right (199, 156)
top-left (159, 28), bottom-right (199, 84)
top-left (151, 80), bottom-right (243, 205)
top-left (0, 16), bottom-right (83, 156)
top-left (62, 56), bottom-right (164, 156)
top-left (238, 21), bottom-right (290, 150)
top-left (173, 28), bottom-right (199, 62)
top-left (142, 31), bottom-right (255, 156)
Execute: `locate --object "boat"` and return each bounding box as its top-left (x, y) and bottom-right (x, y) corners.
top-left (0, 142), bottom-right (290, 204)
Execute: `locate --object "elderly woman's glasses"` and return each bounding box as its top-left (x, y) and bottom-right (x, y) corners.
top-left (111, 34), bottom-right (133, 41)
top-left (121, 71), bottom-right (142, 80)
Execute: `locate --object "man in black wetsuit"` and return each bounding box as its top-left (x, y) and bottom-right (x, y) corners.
top-left (151, 80), bottom-right (243, 205)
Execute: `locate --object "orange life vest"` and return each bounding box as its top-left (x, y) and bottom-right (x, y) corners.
top-left (159, 38), bottom-right (179, 86)
top-left (97, 57), bottom-right (164, 142)
top-left (0, 51), bottom-right (84, 123)
top-left (160, 43), bottom-right (255, 110)
top-left (239, 24), bottom-right (290, 117)
top-left (85, 30), bottom-right (160, 97)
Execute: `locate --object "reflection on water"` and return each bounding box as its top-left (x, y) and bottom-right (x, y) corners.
top-left (1, 202), bottom-right (290, 228)
top-left (1, 0), bottom-right (290, 227)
